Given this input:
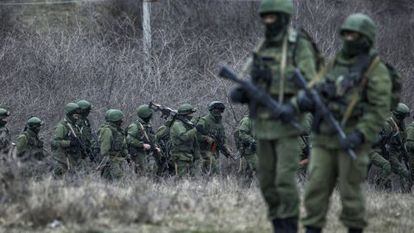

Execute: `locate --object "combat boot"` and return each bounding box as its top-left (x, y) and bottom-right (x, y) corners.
top-left (348, 228), bottom-right (363, 233)
top-left (305, 226), bottom-right (322, 233)
top-left (283, 217), bottom-right (298, 233)
top-left (271, 218), bottom-right (284, 232)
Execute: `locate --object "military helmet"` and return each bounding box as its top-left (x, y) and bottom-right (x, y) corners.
top-left (340, 13), bottom-right (376, 42)
top-left (105, 109), bottom-right (124, 122)
top-left (208, 101), bottom-right (226, 111)
top-left (177, 104), bottom-right (196, 115)
top-left (137, 104), bottom-right (153, 119)
top-left (0, 108), bottom-right (10, 119)
top-left (77, 100), bottom-right (92, 111)
top-left (27, 117), bottom-right (43, 127)
top-left (64, 103), bottom-right (80, 115)
top-left (259, 0), bottom-right (293, 16)
top-left (394, 103), bottom-right (410, 115)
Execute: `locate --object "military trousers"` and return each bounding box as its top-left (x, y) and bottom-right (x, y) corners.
top-left (200, 151), bottom-right (219, 175)
top-left (240, 152), bottom-right (258, 178)
top-left (257, 136), bottom-right (300, 220)
top-left (368, 150), bottom-right (391, 187)
top-left (303, 144), bottom-right (370, 229)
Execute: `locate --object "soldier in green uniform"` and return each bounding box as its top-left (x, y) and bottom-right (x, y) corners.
top-left (196, 101), bottom-right (232, 175)
top-left (297, 14), bottom-right (392, 233)
top-left (370, 103), bottom-right (411, 191)
top-left (230, 0), bottom-right (317, 231)
top-left (77, 100), bottom-right (98, 162)
top-left (98, 109), bottom-right (128, 180)
top-left (51, 103), bottom-right (84, 176)
top-left (127, 104), bottom-right (160, 175)
top-left (155, 118), bottom-right (175, 175)
top-left (16, 117), bottom-right (46, 161)
top-left (234, 115), bottom-right (257, 180)
top-left (405, 110), bottom-right (414, 182)
top-left (170, 104), bottom-right (201, 177)
top-left (0, 108), bottom-right (11, 158)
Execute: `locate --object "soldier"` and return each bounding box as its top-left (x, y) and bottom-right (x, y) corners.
top-left (370, 103), bottom-right (411, 191)
top-left (234, 115), bottom-right (257, 180)
top-left (229, 0), bottom-right (317, 231)
top-left (155, 118), bottom-right (175, 175)
top-left (51, 103), bottom-right (84, 176)
top-left (0, 108), bottom-right (11, 157)
top-left (16, 117), bottom-right (46, 161)
top-left (170, 104), bottom-right (201, 177)
top-left (77, 100), bottom-right (98, 162)
top-left (196, 101), bottom-right (232, 175)
top-left (127, 104), bottom-right (160, 175)
top-left (98, 109), bottom-right (128, 180)
top-left (405, 109), bottom-right (414, 182)
top-left (295, 14), bottom-right (392, 233)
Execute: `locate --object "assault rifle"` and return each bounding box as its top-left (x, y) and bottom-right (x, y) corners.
top-left (67, 123), bottom-right (97, 162)
top-left (291, 69), bottom-right (357, 160)
top-left (149, 102), bottom-right (194, 127)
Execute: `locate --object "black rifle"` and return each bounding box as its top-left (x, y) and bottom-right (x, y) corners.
top-left (291, 69), bottom-right (357, 160)
top-left (149, 102), bottom-right (195, 127)
top-left (67, 124), bottom-right (97, 162)
top-left (218, 65), bottom-right (303, 132)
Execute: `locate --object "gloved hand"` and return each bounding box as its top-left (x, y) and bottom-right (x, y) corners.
top-left (230, 86), bottom-right (249, 104)
top-left (340, 130), bottom-right (364, 150)
top-left (316, 80), bottom-right (337, 99)
top-left (278, 103), bottom-right (296, 123)
top-left (297, 90), bottom-right (315, 112)
top-left (69, 138), bottom-right (80, 148)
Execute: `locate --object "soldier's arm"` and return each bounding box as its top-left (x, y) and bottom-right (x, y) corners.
top-left (172, 122), bottom-right (197, 142)
top-left (296, 37), bottom-right (318, 81)
top-left (0, 129), bottom-right (9, 148)
top-left (16, 134), bottom-right (28, 157)
top-left (52, 124), bottom-right (71, 148)
top-left (356, 64), bottom-right (392, 143)
top-left (126, 123), bottom-right (144, 148)
top-left (406, 124), bottom-right (414, 152)
top-left (238, 118), bottom-right (255, 145)
top-left (99, 127), bottom-right (113, 156)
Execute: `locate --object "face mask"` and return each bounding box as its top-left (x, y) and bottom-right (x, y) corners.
top-left (394, 113), bottom-right (406, 121)
top-left (31, 126), bottom-right (41, 134)
top-left (264, 14), bottom-right (289, 40)
top-left (342, 36), bottom-right (371, 58)
top-left (185, 115), bottom-right (193, 121)
top-left (81, 110), bottom-right (90, 118)
top-left (142, 116), bottom-right (151, 123)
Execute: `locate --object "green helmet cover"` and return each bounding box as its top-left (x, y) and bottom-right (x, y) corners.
top-left (77, 100), bottom-right (92, 110)
top-left (64, 103), bottom-right (80, 115)
top-left (208, 101), bottom-right (225, 111)
top-left (178, 103), bottom-right (196, 115)
top-left (0, 108), bottom-right (10, 119)
top-left (340, 13), bottom-right (376, 42)
top-left (137, 104), bottom-right (153, 119)
top-left (259, 0), bottom-right (293, 16)
top-left (394, 103), bottom-right (410, 115)
top-left (105, 109), bottom-right (124, 122)
top-left (27, 117), bottom-right (43, 127)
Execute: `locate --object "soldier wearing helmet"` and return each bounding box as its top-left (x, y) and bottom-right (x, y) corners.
top-left (0, 108), bottom-right (11, 156)
top-left (16, 117), bottom-right (46, 162)
top-left (300, 14), bottom-right (392, 233)
top-left (196, 101), bottom-right (231, 175)
top-left (51, 103), bottom-right (84, 176)
top-left (76, 100), bottom-right (98, 162)
top-left (169, 103), bottom-right (201, 176)
top-left (127, 104), bottom-right (160, 175)
top-left (98, 109), bottom-right (128, 180)
top-left (229, 0), bottom-right (317, 231)
top-left (405, 105), bottom-right (414, 183)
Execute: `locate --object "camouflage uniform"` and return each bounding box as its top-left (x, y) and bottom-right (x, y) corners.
top-left (196, 101), bottom-right (231, 175)
top-left (98, 109), bottom-right (128, 180)
top-left (406, 119), bottom-right (414, 181)
top-left (230, 0), bottom-right (317, 231)
top-left (235, 116), bottom-right (257, 179)
top-left (16, 117), bottom-right (46, 161)
top-left (127, 105), bottom-right (159, 175)
top-left (0, 108), bottom-right (11, 157)
top-left (155, 119), bottom-right (175, 175)
top-left (51, 103), bottom-right (84, 176)
top-left (302, 14), bottom-right (392, 232)
top-left (77, 100), bottom-right (98, 162)
top-left (170, 104), bottom-right (201, 176)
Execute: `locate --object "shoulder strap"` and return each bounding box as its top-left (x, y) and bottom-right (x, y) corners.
top-left (341, 56), bottom-right (381, 126)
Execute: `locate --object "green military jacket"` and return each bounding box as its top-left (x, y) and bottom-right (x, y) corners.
top-left (78, 117), bottom-right (96, 150)
top-left (170, 119), bottom-right (200, 161)
top-left (406, 121), bottom-right (414, 153)
top-left (242, 28), bottom-right (317, 139)
top-left (98, 122), bottom-right (128, 159)
top-left (0, 125), bottom-right (11, 154)
top-left (126, 118), bottom-right (155, 154)
top-left (51, 117), bottom-right (82, 163)
top-left (375, 116), bottom-right (406, 156)
top-left (314, 50), bottom-right (392, 148)
top-left (16, 129), bottom-right (45, 161)
top-left (235, 116), bottom-right (256, 155)
top-left (196, 113), bottom-right (227, 154)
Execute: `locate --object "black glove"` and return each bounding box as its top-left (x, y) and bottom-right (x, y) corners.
top-left (340, 130), bottom-right (365, 150)
top-left (278, 103), bottom-right (296, 123)
top-left (316, 80), bottom-right (336, 99)
top-left (69, 138), bottom-right (80, 148)
top-left (230, 86), bottom-right (249, 104)
top-left (297, 90), bottom-right (315, 112)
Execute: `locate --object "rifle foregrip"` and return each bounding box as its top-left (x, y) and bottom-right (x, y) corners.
top-left (219, 66), bottom-right (237, 81)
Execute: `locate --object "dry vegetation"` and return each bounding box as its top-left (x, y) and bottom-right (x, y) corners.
top-left (0, 0), bottom-right (414, 232)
